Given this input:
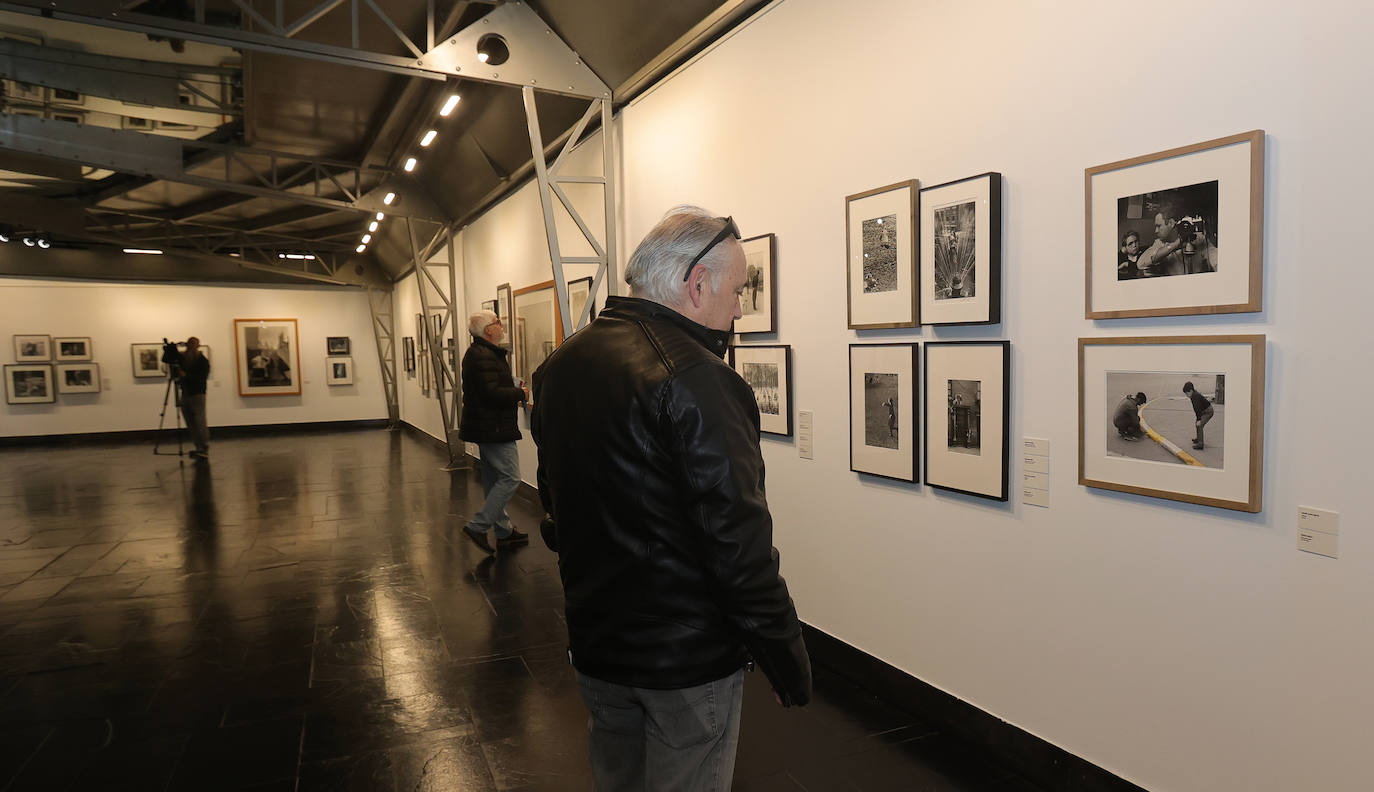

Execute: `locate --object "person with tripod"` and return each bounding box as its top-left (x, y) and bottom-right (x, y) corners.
top-left (178, 337), bottom-right (212, 459)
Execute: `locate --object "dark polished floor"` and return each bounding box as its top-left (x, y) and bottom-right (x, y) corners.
top-left (0, 427), bottom-right (1040, 791)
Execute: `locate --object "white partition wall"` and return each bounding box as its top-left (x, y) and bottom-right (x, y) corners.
top-left (0, 277), bottom-right (387, 437)
top-left (451, 1), bottom-right (1374, 789)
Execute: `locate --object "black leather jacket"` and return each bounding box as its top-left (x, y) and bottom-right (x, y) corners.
top-left (458, 335), bottom-right (523, 444)
top-left (531, 296), bottom-right (811, 704)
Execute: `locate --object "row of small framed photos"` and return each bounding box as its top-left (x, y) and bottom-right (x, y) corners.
top-left (730, 341), bottom-right (1012, 502)
top-left (13, 335), bottom-right (93, 363)
top-left (5, 363), bottom-right (100, 403)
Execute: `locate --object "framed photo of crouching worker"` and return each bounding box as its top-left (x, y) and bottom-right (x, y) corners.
top-left (233, 318), bottom-right (301, 396)
top-left (846, 180), bottom-right (919, 329)
top-left (849, 343), bottom-right (917, 482)
top-left (919, 173), bottom-right (1002, 325)
top-left (730, 345), bottom-right (792, 436)
top-left (1079, 335), bottom-right (1265, 512)
top-left (923, 341), bottom-right (1010, 501)
top-left (1086, 130), bottom-right (1264, 319)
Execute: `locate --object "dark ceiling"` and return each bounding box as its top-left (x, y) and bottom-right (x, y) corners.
top-left (0, 0), bottom-right (767, 287)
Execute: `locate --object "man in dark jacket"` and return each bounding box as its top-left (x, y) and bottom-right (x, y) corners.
top-left (178, 336), bottom-right (212, 460)
top-left (531, 206), bottom-right (811, 791)
top-left (458, 310), bottom-right (528, 553)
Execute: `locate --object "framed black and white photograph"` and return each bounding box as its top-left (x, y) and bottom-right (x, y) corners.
top-left (47, 109), bottom-right (83, 124)
top-left (849, 343), bottom-right (918, 482)
top-left (924, 341), bottom-right (1010, 501)
top-left (846, 180), bottom-right (919, 329)
top-left (481, 299), bottom-right (497, 313)
top-left (920, 173), bottom-right (1002, 325)
top-left (1079, 335), bottom-right (1265, 512)
top-left (121, 116), bottom-right (154, 130)
top-left (402, 337), bottom-right (415, 373)
top-left (49, 86), bottom-right (84, 106)
top-left (735, 233), bottom-right (776, 335)
top-left (416, 313), bottom-right (426, 352)
top-left (431, 313), bottom-right (444, 347)
top-left (567, 276), bottom-right (596, 333)
top-left (13, 334), bottom-right (51, 362)
top-left (131, 343), bottom-right (164, 378)
top-left (5, 364), bottom-right (55, 404)
top-left (730, 345), bottom-right (792, 437)
top-left (233, 318), bottom-right (300, 396)
top-left (156, 118), bottom-right (196, 132)
top-left (496, 283), bottom-right (513, 350)
top-left (326, 356), bottom-right (353, 386)
top-left (2, 79), bottom-right (45, 104)
top-left (54, 336), bottom-right (92, 362)
top-left (56, 363), bottom-right (100, 394)
top-left (1086, 130), bottom-right (1264, 319)
top-left (326, 336), bottom-right (350, 356)
top-left (513, 280), bottom-right (560, 386)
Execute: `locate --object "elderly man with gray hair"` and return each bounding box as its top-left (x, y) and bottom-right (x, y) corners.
top-left (457, 309), bottom-right (529, 553)
top-left (531, 206), bottom-right (811, 791)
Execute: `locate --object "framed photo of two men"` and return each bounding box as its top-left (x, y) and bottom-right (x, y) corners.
top-left (1086, 130), bottom-right (1264, 319)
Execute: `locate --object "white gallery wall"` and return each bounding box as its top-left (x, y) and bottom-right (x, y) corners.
top-left (0, 277), bottom-right (387, 437)
top-left (451, 1), bottom-right (1374, 789)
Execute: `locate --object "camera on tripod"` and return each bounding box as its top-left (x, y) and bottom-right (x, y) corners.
top-left (161, 338), bottom-right (185, 377)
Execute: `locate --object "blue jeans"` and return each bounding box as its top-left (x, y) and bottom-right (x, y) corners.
top-left (469, 441), bottom-right (519, 538)
top-left (576, 669), bottom-right (744, 792)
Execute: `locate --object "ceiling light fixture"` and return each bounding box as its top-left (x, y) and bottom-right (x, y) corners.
top-left (404, 157), bottom-right (417, 173)
top-left (278, 253), bottom-right (316, 261)
top-left (368, 221), bottom-right (379, 232)
top-left (356, 244), bottom-right (366, 254)
top-left (22, 237), bottom-right (34, 247)
top-left (439, 94), bottom-right (460, 117)
top-left (376, 212), bottom-right (385, 221)
top-left (36, 238), bottom-right (51, 249)
top-left (361, 234), bottom-right (371, 244)
top-left (0, 233), bottom-right (9, 243)
top-left (420, 130), bottom-right (437, 147)
top-left (123, 248), bottom-right (164, 254)
top-left (383, 192), bottom-right (396, 205)
top-left (476, 34), bottom-right (509, 66)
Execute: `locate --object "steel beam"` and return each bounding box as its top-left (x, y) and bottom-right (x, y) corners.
top-left (367, 286), bottom-right (401, 426)
top-left (406, 217), bottom-right (465, 469)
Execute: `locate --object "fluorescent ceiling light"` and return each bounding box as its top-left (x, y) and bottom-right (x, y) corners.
top-left (383, 192), bottom-right (396, 205)
top-left (420, 130), bottom-right (437, 147)
top-left (279, 253), bottom-right (316, 261)
top-left (439, 94), bottom-right (460, 116)
top-left (368, 221), bottom-right (379, 232)
top-left (376, 212), bottom-right (385, 221)
top-left (361, 234), bottom-right (371, 244)
top-left (356, 244), bottom-right (366, 253)
top-left (404, 157), bottom-right (417, 173)
top-left (123, 248), bottom-right (163, 254)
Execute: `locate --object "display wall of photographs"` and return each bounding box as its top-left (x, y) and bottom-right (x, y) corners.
top-left (846, 180), bottom-right (919, 329)
top-left (496, 283), bottom-right (513, 351)
top-left (730, 345), bottom-right (792, 437)
top-left (735, 233), bottom-right (777, 335)
top-left (53, 337), bottom-right (92, 361)
top-left (1079, 335), bottom-right (1265, 513)
top-left (924, 341), bottom-right (1010, 501)
top-left (131, 343), bottom-right (164, 378)
top-left (920, 173), bottom-right (1002, 326)
top-left (849, 343), bottom-right (918, 482)
top-left (5, 364), bottom-right (54, 404)
top-left (326, 356), bottom-right (353, 386)
top-left (57, 363), bottom-right (100, 394)
top-left (13, 334), bottom-right (51, 362)
top-left (1086, 130), bottom-right (1264, 319)
top-left (326, 336), bottom-right (350, 355)
top-left (233, 318), bottom-right (300, 396)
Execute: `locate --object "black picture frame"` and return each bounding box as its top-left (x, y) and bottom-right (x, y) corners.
top-left (402, 337), bottom-right (415, 373)
top-left (5, 363), bottom-right (56, 404)
top-left (922, 340), bottom-right (1011, 501)
top-left (735, 233), bottom-right (777, 336)
top-left (848, 343), bottom-right (919, 482)
top-left (326, 336), bottom-right (350, 355)
top-left (728, 344), bottom-right (792, 437)
top-left (919, 172), bottom-right (1002, 326)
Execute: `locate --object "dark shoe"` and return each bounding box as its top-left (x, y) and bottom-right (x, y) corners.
top-left (461, 525), bottom-right (495, 554)
top-left (497, 528), bottom-right (529, 549)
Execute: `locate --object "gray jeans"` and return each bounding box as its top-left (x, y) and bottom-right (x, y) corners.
top-left (576, 669), bottom-right (744, 792)
top-left (181, 392), bottom-right (210, 453)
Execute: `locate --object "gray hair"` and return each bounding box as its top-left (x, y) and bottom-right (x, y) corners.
top-left (625, 205), bottom-right (738, 306)
top-left (468, 309), bottom-right (498, 337)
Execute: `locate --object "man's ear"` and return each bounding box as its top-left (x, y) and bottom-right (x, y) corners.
top-left (686, 269), bottom-right (707, 309)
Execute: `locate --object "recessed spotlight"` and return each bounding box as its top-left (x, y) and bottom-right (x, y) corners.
top-left (123, 248), bottom-right (164, 254)
top-left (439, 94), bottom-right (460, 116)
top-left (0, 233), bottom-right (9, 243)
top-left (36, 238), bottom-right (51, 249)
top-left (383, 192), bottom-right (396, 205)
top-left (22, 237), bottom-right (34, 247)
top-left (404, 157), bottom-right (417, 173)
top-left (368, 221), bottom-right (379, 233)
top-left (361, 234), bottom-right (372, 244)
top-left (376, 212), bottom-right (385, 221)
top-left (477, 52), bottom-right (488, 63)
top-left (356, 244), bottom-right (366, 254)
top-left (420, 130), bottom-right (437, 147)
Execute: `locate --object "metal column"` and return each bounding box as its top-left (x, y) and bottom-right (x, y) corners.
top-left (366, 286), bottom-right (400, 427)
top-left (406, 219), bottom-right (464, 469)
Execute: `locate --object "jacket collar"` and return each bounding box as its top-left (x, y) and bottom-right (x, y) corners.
top-left (470, 334), bottom-right (509, 357)
top-left (603, 296), bottom-right (731, 359)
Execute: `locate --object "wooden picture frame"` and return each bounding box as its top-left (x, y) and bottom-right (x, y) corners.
top-left (846, 180), bottom-right (919, 329)
top-left (849, 343), bottom-right (918, 482)
top-left (735, 233), bottom-right (777, 335)
top-left (730, 344), bottom-right (792, 436)
top-left (5, 364), bottom-right (55, 404)
top-left (13, 334), bottom-right (51, 362)
top-left (53, 337), bottom-right (93, 362)
top-left (233, 318), bottom-right (301, 396)
top-left (1086, 130), bottom-right (1264, 319)
top-left (512, 280), bottom-right (576, 386)
top-left (131, 343), bottom-right (164, 378)
top-left (920, 173), bottom-right (1002, 326)
top-left (326, 356), bottom-right (353, 386)
top-left (326, 336), bottom-right (350, 355)
top-left (56, 363), bottom-right (100, 394)
top-left (1079, 335), bottom-right (1265, 513)
top-left (923, 341), bottom-right (1011, 501)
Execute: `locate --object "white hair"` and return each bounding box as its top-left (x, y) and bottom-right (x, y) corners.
top-left (468, 309), bottom-right (498, 337)
top-left (624, 205), bottom-right (738, 307)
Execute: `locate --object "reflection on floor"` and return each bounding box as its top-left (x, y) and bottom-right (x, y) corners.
top-left (0, 428), bottom-right (1040, 791)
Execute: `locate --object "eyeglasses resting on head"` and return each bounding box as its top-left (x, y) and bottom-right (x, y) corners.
top-left (681, 216), bottom-right (741, 282)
